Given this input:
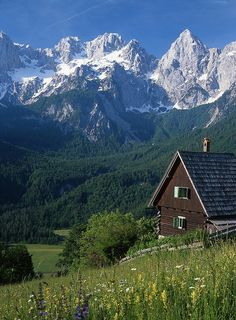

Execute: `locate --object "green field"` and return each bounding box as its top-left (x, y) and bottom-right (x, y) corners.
top-left (54, 229), bottom-right (70, 238)
top-left (1, 242), bottom-right (236, 319)
top-left (26, 244), bottom-right (63, 273)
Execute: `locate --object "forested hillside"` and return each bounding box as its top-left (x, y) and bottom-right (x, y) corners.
top-left (0, 102), bottom-right (235, 243)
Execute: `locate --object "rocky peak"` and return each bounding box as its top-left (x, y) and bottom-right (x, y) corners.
top-left (150, 29), bottom-right (211, 106)
top-left (86, 33), bottom-right (124, 59)
top-left (161, 29), bottom-right (208, 75)
top-left (54, 36), bottom-right (85, 63)
top-left (0, 32), bottom-right (22, 71)
top-left (121, 39), bottom-right (157, 75)
top-left (217, 41), bottom-right (236, 91)
top-left (177, 29), bottom-right (196, 41)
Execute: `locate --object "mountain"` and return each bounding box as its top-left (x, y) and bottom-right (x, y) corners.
top-left (150, 29), bottom-right (236, 109)
top-left (0, 29), bottom-right (236, 142)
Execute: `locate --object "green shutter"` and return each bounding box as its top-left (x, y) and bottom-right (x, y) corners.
top-left (173, 217), bottom-right (178, 228)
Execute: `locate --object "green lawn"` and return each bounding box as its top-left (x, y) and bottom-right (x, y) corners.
top-left (25, 244), bottom-right (63, 273)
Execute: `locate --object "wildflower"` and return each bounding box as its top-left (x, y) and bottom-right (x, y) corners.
top-left (35, 284), bottom-right (47, 317)
top-left (114, 313), bottom-right (119, 320)
top-left (191, 290), bottom-right (197, 305)
top-left (138, 273), bottom-right (143, 283)
top-left (152, 283), bottom-right (158, 295)
top-left (189, 286), bottom-right (195, 289)
top-left (175, 265), bottom-right (184, 269)
top-left (125, 287), bottom-right (130, 292)
top-left (131, 268), bottom-right (137, 271)
top-left (160, 290), bottom-right (168, 308)
top-left (75, 303), bottom-right (89, 319)
top-left (135, 295), bottom-right (140, 304)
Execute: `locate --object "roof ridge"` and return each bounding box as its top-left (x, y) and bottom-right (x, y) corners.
top-left (178, 150), bottom-right (235, 157)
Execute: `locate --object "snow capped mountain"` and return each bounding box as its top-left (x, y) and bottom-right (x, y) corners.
top-left (149, 29), bottom-right (236, 109)
top-left (217, 41), bottom-right (236, 91)
top-left (54, 36), bottom-right (85, 63)
top-left (86, 33), bottom-right (124, 59)
top-left (151, 30), bottom-right (209, 105)
top-left (0, 30), bottom-right (236, 141)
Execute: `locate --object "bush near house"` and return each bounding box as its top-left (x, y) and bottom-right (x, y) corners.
top-left (58, 211), bottom-right (157, 269)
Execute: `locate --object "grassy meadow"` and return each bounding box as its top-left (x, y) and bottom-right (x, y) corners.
top-left (54, 229), bottom-right (70, 238)
top-left (26, 244), bottom-right (63, 273)
top-left (0, 241), bottom-right (236, 319)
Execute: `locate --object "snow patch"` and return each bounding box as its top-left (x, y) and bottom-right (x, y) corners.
top-left (227, 51), bottom-right (236, 57)
top-left (173, 102), bottom-right (182, 109)
top-left (56, 54), bottom-right (89, 75)
top-left (198, 73), bottom-right (208, 81)
top-left (205, 91), bottom-right (224, 104)
top-left (205, 107), bottom-right (220, 128)
top-left (149, 72), bottom-right (160, 82)
top-left (9, 64), bottom-right (54, 84)
top-left (126, 102), bottom-right (171, 114)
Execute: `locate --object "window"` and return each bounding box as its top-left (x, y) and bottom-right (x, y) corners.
top-left (173, 216), bottom-right (187, 229)
top-left (174, 186), bottom-right (190, 199)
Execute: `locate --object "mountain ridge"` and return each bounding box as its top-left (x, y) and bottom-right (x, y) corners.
top-left (0, 29), bottom-right (236, 141)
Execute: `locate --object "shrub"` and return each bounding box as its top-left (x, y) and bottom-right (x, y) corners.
top-left (0, 243), bottom-right (34, 284)
top-left (57, 223), bottom-right (86, 271)
top-left (79, 211), bottom-right (138, 267)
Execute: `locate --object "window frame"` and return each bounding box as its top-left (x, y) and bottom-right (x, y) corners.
top-left (173, 216), bottom-right (187, 230)
top-left (174, 186), bottom-right (190, 200)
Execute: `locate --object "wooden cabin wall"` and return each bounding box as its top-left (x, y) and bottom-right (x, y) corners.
top-left (159, 207), bottom-right (206, 235)
top-left (158, 161), bottom-right (206, 236)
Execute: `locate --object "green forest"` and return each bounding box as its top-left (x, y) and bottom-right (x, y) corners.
top-left (0, 99), bottom-right (236, 243)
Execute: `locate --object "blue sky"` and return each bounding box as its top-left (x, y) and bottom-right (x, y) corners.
top-left (0, 0), bottom-right (235, 57)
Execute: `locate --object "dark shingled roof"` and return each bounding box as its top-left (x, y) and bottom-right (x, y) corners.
top-left (179, 151), bottom-right (236, 218)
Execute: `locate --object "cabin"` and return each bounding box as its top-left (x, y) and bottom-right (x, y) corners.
top-left (148, 138), bottom-right (236, 236)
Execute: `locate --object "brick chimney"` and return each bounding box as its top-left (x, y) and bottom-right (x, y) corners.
top-left (203, 137), bottom-right (210, 152)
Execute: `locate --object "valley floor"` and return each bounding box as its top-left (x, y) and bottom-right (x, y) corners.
top-left (25, 244), bottom-right (63, 274)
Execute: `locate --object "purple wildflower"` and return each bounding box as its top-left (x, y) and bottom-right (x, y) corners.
top-left (75, 303), bottom-right (89, 319)
top-left (36, 283), bottom-right (47, 317)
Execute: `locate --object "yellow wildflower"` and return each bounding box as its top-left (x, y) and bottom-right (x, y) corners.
top-left (152, 283), bottom-right (158, 295)
top-left (160, 290), bottom-right (168, 308)
top-left (191, 290), bottom-right (197, 305)
top-left (135, 295), bottom-right (140, 304)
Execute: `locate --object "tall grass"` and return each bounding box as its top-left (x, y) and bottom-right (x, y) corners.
top-left (0, 242), bottom-right (236, 319)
